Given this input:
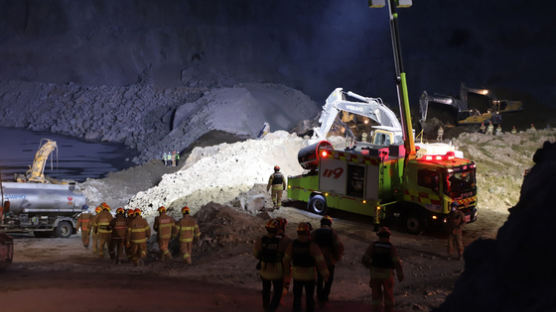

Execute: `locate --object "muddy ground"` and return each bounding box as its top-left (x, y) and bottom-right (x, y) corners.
top-left (0, 203), bottom-right (494, 312)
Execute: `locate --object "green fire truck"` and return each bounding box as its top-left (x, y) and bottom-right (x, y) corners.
top-left (286, 0), bottom-right (478, 233)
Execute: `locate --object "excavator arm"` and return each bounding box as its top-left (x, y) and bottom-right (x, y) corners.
top-left (26, 139), bottom-right (58, 183)
top-left (313, 88), bottom-right (402, 139)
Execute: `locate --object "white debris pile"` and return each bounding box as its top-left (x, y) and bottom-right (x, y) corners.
top-left (127, 131), bottom-right (308, 219)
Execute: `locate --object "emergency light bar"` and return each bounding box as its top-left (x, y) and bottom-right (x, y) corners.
top-left (421, 151), bottom-right (456, 162)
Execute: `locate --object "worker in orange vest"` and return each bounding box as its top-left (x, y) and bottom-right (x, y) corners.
top-left (174, 206), bottom-right (200, 264)
top-left (95, 202), bottom-right (114, 258)
top-left (109, 208), bottom-right (128, 264)
top-left (126, 208), bottom-right (151, 266)
top-left (153, 206), bottom-right (175, 261)
top-left (76, 208), bottom-right (93, 248)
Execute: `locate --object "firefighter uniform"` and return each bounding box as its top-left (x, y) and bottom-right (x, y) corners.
top-left (447, 207), bottom-right (465, 260)
top-left (91, 206), bottom-right (102, 254)
top-left (125, 209), bottom-right (136, 261)
top-left (362, 227), bottom-right (404, 312)
top-left (267, 166), bottom-right (287, 209)
top-left (311, 216), bottom-right (344, 304)
top-left (437, 126), bottom-right (444, 141)
top-left (153, 206), bottom-right (175, 261)
top-left (175, 206), bottom-right (200, 264)
top-left (283, 223), bottom-right (329, 312)
top-left (76, 212), bottom-right (93, 248)
top-left (127, 209), bottom-right (151, 266)
top-left (109, 208), bottom-right (128, 264)
top-left (95, 204), bottom-right (114, 258)
top-left (254, 219), bottom-right (287, 311)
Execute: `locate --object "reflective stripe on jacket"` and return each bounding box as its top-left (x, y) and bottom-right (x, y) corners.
top-left (175, 215), bottom-right (200, 243)
top-left (127, 216), bottom-right (151, 244)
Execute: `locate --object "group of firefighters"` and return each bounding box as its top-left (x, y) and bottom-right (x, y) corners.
top-left (76, 202), bottom-right (200, 265)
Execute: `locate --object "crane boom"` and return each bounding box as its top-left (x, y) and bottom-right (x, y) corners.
top-left (26, 139), bottom-right (58, 183)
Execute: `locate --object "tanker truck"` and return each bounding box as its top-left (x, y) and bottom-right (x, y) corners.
top-left (0, 181), bottom-right (88, 238)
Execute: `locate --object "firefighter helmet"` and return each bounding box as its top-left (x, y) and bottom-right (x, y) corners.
top-left (126, 209), bottom-right (134, 216)
top-left (275, 217), bottom-right (287, 231)
top-left (274, 165), bottom-right (280, 172)
top-left (116, 207), bottom-right (125, 215)
top-left (100, 202), bottom-right (111, 211)
top-left (181, 206), bottom-right (190, 214)
top-left (134, 208), bottom-right (142, 216)
top-left (158, 206), bottom-right (167, 213)
top-left (297, 222), bottom-right (312, 234)
top-left (265, 219), bottom-right (280, 233)
top-left (321, 215), bottom-right (333, 226)
top-left (95, 206), bottom-right (102, 214)
top-left (377, 226), bottom-right (391, 238)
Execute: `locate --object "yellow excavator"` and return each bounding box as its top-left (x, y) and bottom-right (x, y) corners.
top-left (16, 139), bottom-right (60, 184)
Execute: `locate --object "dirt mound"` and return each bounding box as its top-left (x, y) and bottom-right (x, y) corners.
top-left (433, 141), bottom-right (556, 311)
top-left (195, 202), bottom-right (264, 249)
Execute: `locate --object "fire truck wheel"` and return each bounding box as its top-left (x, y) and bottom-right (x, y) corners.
top-left (308, 195), bottom-right (327, 215)
top-left (55, 221), bottom-right (73, 238)
top-left (405, 215), bottom-right (424, 234)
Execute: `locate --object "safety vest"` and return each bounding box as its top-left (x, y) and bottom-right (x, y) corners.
top-left (371, 241), bottom-right (395, 269)
top-left (260, 236), bottom-right (282, 263)
top-left (272, 172), bottom-right (284, 185)
top-left (292, 240), bottom-right (315, 267)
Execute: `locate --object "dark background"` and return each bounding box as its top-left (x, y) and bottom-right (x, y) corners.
top-left (1, 0), bottom-right (555, 109)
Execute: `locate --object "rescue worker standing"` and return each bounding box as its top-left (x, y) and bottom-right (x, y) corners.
top-left (361, 227), bottom-right (404, 312)
top-left (76, 208), bottom-right (93, 248)
top-left (253, 219), bottom-right (286, 312)
top-left (91, 206), bottom-right (102, 254)
top-left (109, 208), bottom-right (128, 264)
top-left (447, 203), bottom-right (465, 260)
top-left (276, 217), bottom-right (292, 298)
top-left (153, 206), bottom-right (175, 261)
top-left (126, 208), bottom-right (151, 266)
top-left (311, 216), bottom-right (344, 305)
top-left (267, 165), bottom-right (286, 210)
top-left (436, 126), bottom-right (444, 141)
top-left (95, 202), bottom-right (114, 258)
top-left (283, 222), bottom-right (329, 312)
top-left (125, 208), bottom-right (136, 261)
top-left (486, 121), bottom-right (494, 135)
top-left (175, 206), bottom-right (200, 264)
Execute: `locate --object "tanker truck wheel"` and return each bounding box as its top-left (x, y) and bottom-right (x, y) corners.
top-left (308, 194), bottom-right (327, 215)
top-left (55, 221), bottom-right (73, 238)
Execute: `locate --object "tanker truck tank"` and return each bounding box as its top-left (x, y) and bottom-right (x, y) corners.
top-left (1, 182), bottom-right (87, 238)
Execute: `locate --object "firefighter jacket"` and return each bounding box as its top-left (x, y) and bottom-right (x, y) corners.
top-left (253, 233), bottom-right (288, 280)
top-left (175, 215), bottom-right (200, 244)
top-left (267, 172), bottom-right (286, 191)
top-left (127, 216), bottom-right (151, 244)
top-left (95, 210), bottom-right (114, 235)
top-left (283, 239), bottom-right (329, 281)
top-left (153, 213), bottom-right (175, 240)
top-left (77, 213), bottom-right (93, 232)
top-left (311, 227), bottom-right (344, 266)
top-left (110, 214), bottom-right (128, 240)
top-left (362, 239), bottom-right (403, 280)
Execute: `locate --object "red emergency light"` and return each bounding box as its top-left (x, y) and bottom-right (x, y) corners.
top-left (321, 150), bottom-right (328, 158)
top-left (422, 151), bottom-right (457, 162)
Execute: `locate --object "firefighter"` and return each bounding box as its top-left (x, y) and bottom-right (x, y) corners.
top-left (125, 208), bottom-right (136, 260)
top-left (95, 202), bottom-right (114, 258)
top-left (486, 121), bottom-right (494, 135)
top-left (76, 208), bottom-right (93, 248)
top-left (447, 202), bottom-right (465, 260)
top-left (267, 165), bottom-right (286, 210)
top-left (283, 222), bottom-right (329, 312)
top-left (436, 126), bottom-right (444, 141)
top-left (253, 219), bottom-right (286, 312)
top-left (91, 205), bottom-right (103, 254)
top-left (126, 208), bottom-right (151, 266)
top-left (109, 208), bottom-right (128, 264)
top-left (361, 226), bottom-right (404, 312)
top-left (153, 206), bottom-right (175, 261)
top-left (311, 216), bottom-right (344, 305)
top-left (275, 217), bottom-right (292, 298)
top-left (511, 125), bottom-right (518, 134)
top-left (175, 206), bottom-right (200, 264)
top-left (495, 124), bottom-right (503, 135)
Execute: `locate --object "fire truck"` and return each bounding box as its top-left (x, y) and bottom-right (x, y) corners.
top-left (286, 0), bottom-right (478, 233)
